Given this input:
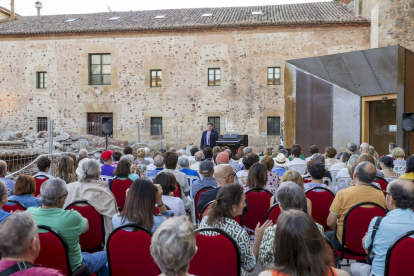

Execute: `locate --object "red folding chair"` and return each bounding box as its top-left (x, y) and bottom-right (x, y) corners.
top-left (107, 224), bottom-right (159, 276)
top-left (199, 201), bottom-right (241, 225)
top-left (35, 225), bottom-right (90, 276)
top-left (337, 202), bottom-right (387, 264)
top-left (243, 188), bottom-right (273, 231)
top-left (373, 177), bottom-right (388, 191)
top-left (265, 203), bottom-right (281, 224)
top-left (305, 187), bottom-right (335, 231)
top-left (189, 228), bottom-right (241, 276)
top-left (325, 237), bottom-right (339, 268)
top-left (34, 176), bottom-right (49, 197)
top-left (2, 200), bottom-right (27, 213)
top-left (195, 187), bottom-right (215, 222)
top-left (173, 183), bottom-right (182, 198)
top-left (65, 201), bottom-right (105, 252)
top-left (110, 177), bottom-right (133, 209)
top-left (385, 230), bottom-right (414, 276)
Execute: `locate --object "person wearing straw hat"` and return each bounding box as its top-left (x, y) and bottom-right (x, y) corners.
top-left (272, 153), bottom-right (289, 177)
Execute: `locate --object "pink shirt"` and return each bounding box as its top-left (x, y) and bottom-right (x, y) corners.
top-left (0, 261), bottom-right (64, 276)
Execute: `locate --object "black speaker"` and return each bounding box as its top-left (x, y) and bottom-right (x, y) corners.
top-left (403, 113), bottom-right (414, 132)
top-left (101, 116), bottom-right (113, 135)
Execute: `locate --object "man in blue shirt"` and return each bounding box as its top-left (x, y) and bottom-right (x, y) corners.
top-left (0, 180), bottom-right (11, 223)
top-left (146, 155), bottom-right (165, 177)
top-left (0, 161), bottom-right (15, 196)
top-left (350, 179), bottom-right (414, 276)
top-left (179, 156), bottom-right (200, 178)
top-left (191, 161), bottom-right (216, 197)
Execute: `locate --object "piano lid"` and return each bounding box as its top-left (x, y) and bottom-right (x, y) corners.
top-left (222, 134), bottom-right (239, 139)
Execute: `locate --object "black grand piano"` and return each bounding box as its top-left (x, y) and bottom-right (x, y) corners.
top-left (216, 134), bottom-right (248, 157)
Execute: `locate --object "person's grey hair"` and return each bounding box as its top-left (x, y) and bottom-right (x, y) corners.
top-left (355, 161), bottom-right (376, 184)
top-left (178, 149), bottom-right (186, 156)
top-left (79, 149), bottom-right (89, 157)
top-left (347, 154), bottom-right (360, 168)
top-left (243, 147), bottom-right (253, 154)
top-left (0, 179), bottom-right (7, 199)
top-left (79, 159), bottom-right (101, 183)
top-left (0, 212), bottom-right (39, 258)
top-left (168, 147), bottom-right (176, 152)
top-left (120, 155), bottom-right (133, 164)
top-left (40, 178), bottom-right (68, 207)
top-left (278, 149), bottom-right (288, 157)
top-left (150, 216), bottom-right (197, 276)
top-left (178, 156), bottom-right (190, 168)
top-left (347, 143), bottom-right (357, 153)
top-left (388, 180), bottom-right (414, 209)
top-left (312, 153), bottom-right (325, 163)
top-left (154, 155), bottom-right (164, 167)
top-left (144, 147), bottom-right (150, 156)
top-left (276, 181), bottom-right (306, 211)
top-left (194, 151), bottom-right (204, 162)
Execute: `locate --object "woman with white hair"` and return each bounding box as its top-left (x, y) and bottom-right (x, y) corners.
top-left (150, 216), bottom-right (197, 276)
top-left (0, 180), bottom-right (11, 223)
top-left (64, 159), bottom-right (118, 243)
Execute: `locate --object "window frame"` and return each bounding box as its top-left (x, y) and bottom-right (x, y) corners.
top-left (89, 54), bottom-right (111, 86)
top-left (267, 67), bottom-right (281, 85)
top-left (37, 71), bottom-right (47, 89)
top-left (208, 68), bottom-right (221, 86)
top-left (150, 117), bottom-right (163, 136)
top-left (37, 117), bottom-right (48, 132)
top-left (267, 116), bottom-right (281, 136)
top-left (150, 70), bottom-right (163, 87)
top-left (208, 117), bottom-right (220, 135)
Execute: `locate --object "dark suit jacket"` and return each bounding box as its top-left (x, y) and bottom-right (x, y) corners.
top-left (197, 188), bottom-right (220, 213)
top-left (200, 129), bottom-right (219, 149)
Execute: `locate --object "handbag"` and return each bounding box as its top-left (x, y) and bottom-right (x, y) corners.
top-left (366, 216), bottom-right (383, 265)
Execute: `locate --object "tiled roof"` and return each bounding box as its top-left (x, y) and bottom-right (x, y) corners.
top-left (0, 1), bottom-right (369, 35)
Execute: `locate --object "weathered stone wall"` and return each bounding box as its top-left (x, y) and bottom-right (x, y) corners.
top-left (0, 25), bottom-right (370, 150)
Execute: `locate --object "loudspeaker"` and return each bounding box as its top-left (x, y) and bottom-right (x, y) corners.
top-left (101, 117), bottom-right (113, 135)
top-left (403, 113), bottom-right (414, 132)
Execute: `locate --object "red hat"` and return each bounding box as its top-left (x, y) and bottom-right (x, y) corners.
top-left (101, 150), bottom-right (113, 161)
top-left (216, 152), bottom-right (229, 164)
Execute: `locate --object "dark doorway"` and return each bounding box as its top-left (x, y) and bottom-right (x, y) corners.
top-left (87, 113), bottom-right (113, 137)
top-left (369, 100), bottom-right (397, 156)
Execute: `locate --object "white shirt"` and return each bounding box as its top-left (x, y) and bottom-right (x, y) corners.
top-left (336, 167), bottom-right (350, 179)
top-left (162, 195), bottom-right (185, 216)
top-left (288, 158), bottom-right (306, 166)
top-left (188, 156), bottom-right (196, 166)
top-left (33, 172), bottom-right (54, 179)
top-left (190, 162), bottom-right (201, 171)
top-left (162, 169), bottom-right (190, 210)
top-left (330, 162), bottom-right (345, 171)
top-left (144, 157), bottom-right (154, 163)
top-left (236, 170), bottom-right (249, 186)
top-left (305, 154), bottom-right (315, 163)
top-left (146, 163), bottom-right (156, 171)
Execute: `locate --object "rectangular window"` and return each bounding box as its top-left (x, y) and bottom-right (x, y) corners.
top-left (37, 117), bottom-right (48, 132)
top-left (87, 113), bottom-right (113, 137)
top-left (208, 117), bottom-right (220, 135)
top-left (267, 67), bottom-right (281, 85)
top-left (208, 68), bottom-right (221, 86)
top-left (150, 70), bottom-right (162, 87)
top-left (89, 54), bottom-right (111, 85)
top-left (151, 117), bottom-right (163, 136)
top-left (37, 72), bottom-right (47, 89)
top-left (267, 117), bottom-right (281, 136)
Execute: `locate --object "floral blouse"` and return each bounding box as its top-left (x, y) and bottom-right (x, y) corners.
top-left (267, 171), bottom-right (280, 194)
top-left (199, 216), bottom-right (256, 276)
top-left (259, 222), bottom-right (325, 268)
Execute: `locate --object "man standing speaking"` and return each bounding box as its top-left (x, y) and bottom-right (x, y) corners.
top-left (200, 122), bottom-right (219, 150)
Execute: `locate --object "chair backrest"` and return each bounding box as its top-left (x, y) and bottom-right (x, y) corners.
top-left (330, 169), bottom-right (339, 189)
top-left (195, 187), bottom-right (215, 221)
top-left (107, 224), bottom-right (159, 276)
top-left (65, 201), bottom-right (105, 251)
top-left (385, 230), bottom-right (414, 276)
top-left (265, 203), bottom-right (281, 224)
top-left (172, 183), bottom-right (182, 198)
top-left (189, 228), bottom-right (241, 276)
top-left (384, 176), bottom-right (398, 184)
top-left (323, 177), bottom-right (332, 186)
top-left (305, 187), bottom-right (335, 230)
top-left (336, 177), bottom-right (352, 193)
top-left (110, 178), bottom-right (133, 209)
top-left (288, 164), bottom-right (307, 175)
top-left (373, 177), bottom-right (388, 191)
top-left (187, 175), bottom-right (200, 188)
top-left (99, 175), bottom-right (114, 182)
top-left (199, 200), bottom-right (215, 220)
top-left (342, 202), bottom-right (387, 256)
top-left (2, 200), bottom-right (27, 213)
top-left (35, 225), bottom-right (72, 276)
top-left (243, 188), bottom-right (273, 229)
top-left (393, 165), bottom-right (406, 172)
top-left (34, 176), bottom-right (49, 197)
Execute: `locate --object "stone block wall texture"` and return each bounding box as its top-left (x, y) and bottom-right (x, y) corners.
top-left (0, 25), bottom-right (370, 150)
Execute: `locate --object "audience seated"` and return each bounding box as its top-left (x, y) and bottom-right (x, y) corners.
top-left (379, 156), bottom-right (397, 177)
top-left (57, 156), bottom-right (76, 184)
top-left (305, 145), bottom-right (319, 162)
top-left (114, 158), bottom-right (140, 183)
top-left (392, 147), bottom-right (407, 167)
top-left (244, 163), bottom-right (272, 193)
top-left (190, 151), bottom-right (204, 171)
top-left (178, 156), bottom-right (200, 179)
top-left (386, 142), bottom-right (397, 158)
top-left (191, 161), bottom-right (216, 197)
top-left (261, 156), bottom-right (280, 194)
top-left (0, 160), bottom-right (15, 196)
top-left (75, 150), bottom-right (88, 170)
top-left (100, 150), bottom-right (115, 178)
top-left (368, 146), bottom-right (380, 164)
top-left (8, 175), bottom-right (42, 208)
top-left (27, 179), bottom-right (108, 275)
top-left (325, 146), bottom-right (339, 166)
top-left (360, 143), bottom-right (370, 154)
top-left (212, 146), bottom-right (221, 157)
top-left (144, 147), bottom-right (154, 163)
top-left (326, 162), bottom-right (386, 250)
top-left (239, 147), bottom-right (253, 166)
top-left (304, 161), bottom-right (333, 192)
top-left (309, 153), bottom-right (333, 181)
top-left (247, 152), bottom-right (260, 164)
top-left (0, 212), bottom-right (64, 275)
top-left (350, 179), bottom-right (414, 276)
top-left (259, 210), bottom-right (349, 276)
top-left (237, 156), bottom-right (254, 186)
top-left (112, 151), bottom-right (122, 165)
top-left (399, 155), bottom-right (414, 181)
top-left (123, 146), bottom-right (133, 155)
top-left (359, 154), bottom-right (384, 179)
top-left (287, 148), bottom-right (306, 167)
top-left (112, 179), bottom-right (173, 233)
top-left (330, 151), bottom-right (351, 171)
top-left (197, 164), bottom-right (234, 212)
top-left (236, 146), bottom-right (246, 165)
top-left (203, 147), bottom-right (213, 161)
top-left (33, 157), bottom-right (54, 180)
top-left (136, 148), bottom-right (151, 170)
top-left (336, 154), bottom-right (359, 180)
top-left (199, 183), bottom-right (272, 276)
top-left (64, 159), bottom-right (118, 242)
top-left (146, 155), bottom-right (165, 177)
top-left (163, 152), bottom-right (190, 210)
top-left (150, 216), bottom-right (196, 276)
top-left (272, 153), bottom-right (288, 177)
top-left (154, 172), bottom-right (186, 216)
top-left (288, 144), bottom-right (305, 161)
top-left (259, 181), bottom-right (325, 268)
top-left (224, 149), bottom-right (241, 172)
top-left (0, 180), bottom-right (11, 223)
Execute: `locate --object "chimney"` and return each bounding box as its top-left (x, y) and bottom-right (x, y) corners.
top-left (10, 0), bottom-right (15, 20)
top-left (35, 1), bottom-right (42, 16)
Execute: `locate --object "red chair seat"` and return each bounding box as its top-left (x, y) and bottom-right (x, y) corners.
top-left (34, 176), bottom-right (49, 197)
top-left (305, 187), bottom-right (335, 231)
top-left (2, 200), bottom-right (27, 213)
top-left (243, 188), bottom-right (273, 230)
top-left (265, 203), bottom-right (281, 224)
top-left (110, 178), bottom-right (133, 209)
top-left (194, 187), bottom-right (215, 222)
top-left (373, 177), bottom-right (388, 191)
top-left (385, 230), bottom-right (414, 276)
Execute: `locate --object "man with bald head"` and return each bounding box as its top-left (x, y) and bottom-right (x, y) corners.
top-left (0, 160), bottom-right (15, 196)
top-left (326, 161), bottom-right (386, 250)
top-left (224, 149), bottom-right (241, 173)
top-left (351, 179), bottom-right (414, 276)
top-left (197, 164), bottom-right (235, 212)
top-left (359, 142), bottom-right (369, 154)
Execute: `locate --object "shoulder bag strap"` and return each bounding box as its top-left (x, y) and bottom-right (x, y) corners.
top-left (367, 217), bottom-right (383, 255)
top-left (0, 261), bottom-right (35, 276)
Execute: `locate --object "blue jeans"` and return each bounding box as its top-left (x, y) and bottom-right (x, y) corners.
top-left (325, 231), bottom-right (342, 250)
top-left (81, 251), bottom-right (109, 276)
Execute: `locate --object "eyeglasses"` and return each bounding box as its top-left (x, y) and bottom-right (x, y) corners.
top-left (227, 172), bottom-right (236, 178)
top-left (384, 191), bottom-right (392, 197)
top-left (58, 193), bottom-right (68, 200)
